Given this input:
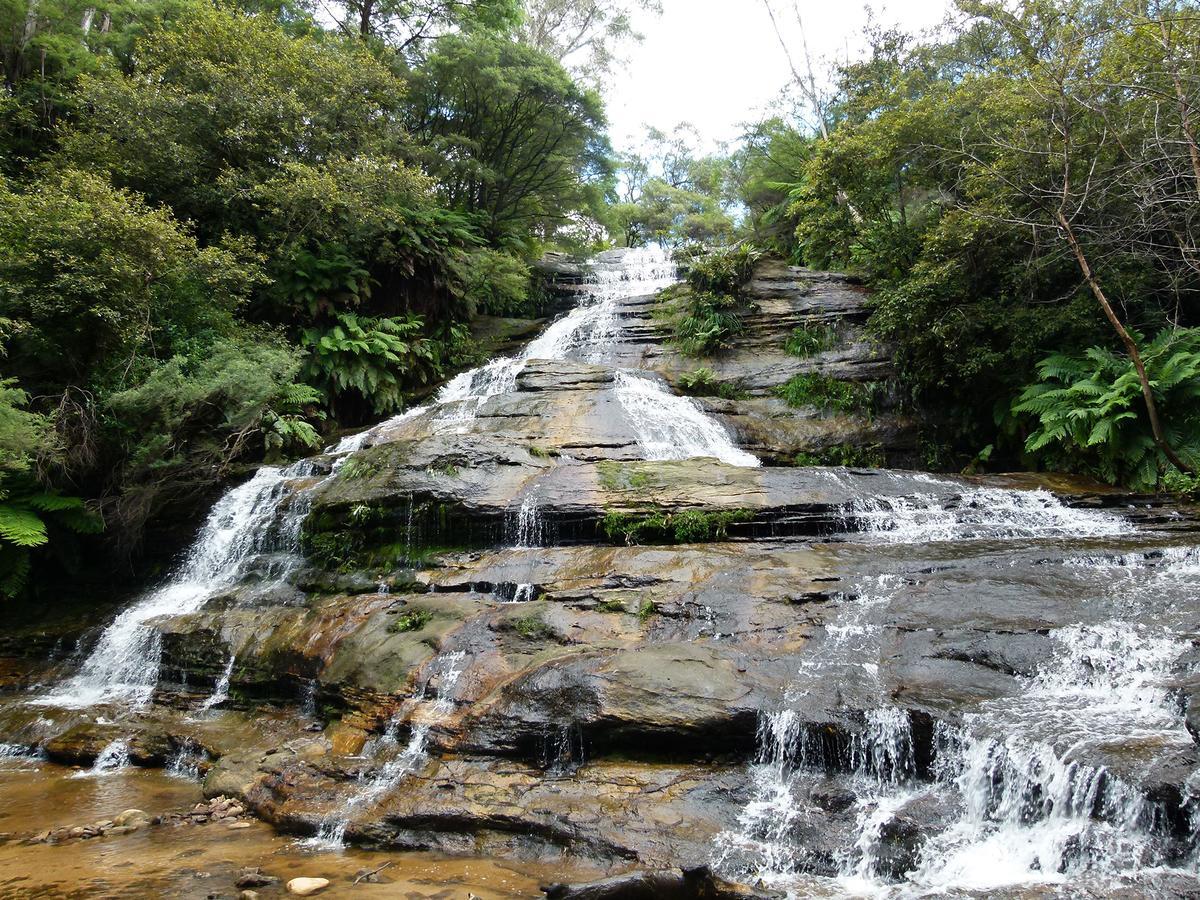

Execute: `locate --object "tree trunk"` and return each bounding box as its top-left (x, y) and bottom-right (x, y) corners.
top-left (1055, 209), bottom-right (1194, 475)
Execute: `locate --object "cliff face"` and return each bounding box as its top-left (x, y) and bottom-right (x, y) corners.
top-left (3, 252), bottom-right (1197, 894)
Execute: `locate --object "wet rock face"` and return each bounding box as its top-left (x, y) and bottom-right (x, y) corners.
top-left (13, 253), bottom-right (1200, 893)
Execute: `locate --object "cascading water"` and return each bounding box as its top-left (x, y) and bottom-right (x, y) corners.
top-left (37, 464), bottom-right (314, 709)
top-left (435, 245), bottom-right (677, 422)
top-left (613, 371), bottom-right (760, 468)
top-left (305, 650), bottom-right (467, 849)
top-left (70, 738), bottom-right (131, 779)
top-left (194, 654), bottom-right (235, 714)
top-left (717, 488), bottom-right (1199, 897)
top-left (509, 494), bottom-right (543, 603)
top-left (844, 484), bottom-right (1131, 543)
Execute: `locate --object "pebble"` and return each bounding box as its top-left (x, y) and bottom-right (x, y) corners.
top-left (287, 877), bottom-right (331, 896)
top-left (228, 821), bottom-right (252, 829)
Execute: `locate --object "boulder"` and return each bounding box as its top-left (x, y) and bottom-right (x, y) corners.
top-left (286, 877), bottom-right (330, 896)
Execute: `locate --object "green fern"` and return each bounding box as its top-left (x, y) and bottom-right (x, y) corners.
top-left (302, 312), bottom-right (440, 415)
top-left (1012, 328), bottom-right (1200, 490)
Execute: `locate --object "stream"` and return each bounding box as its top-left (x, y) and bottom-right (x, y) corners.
top-left (0, 249), bottom-right (1196, 898)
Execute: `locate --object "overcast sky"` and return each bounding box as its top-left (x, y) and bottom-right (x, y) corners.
top-left (603, 0), bottom-right (955, 153)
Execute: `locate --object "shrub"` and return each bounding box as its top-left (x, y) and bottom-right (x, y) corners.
top-left (785, 323), bottom-right (840, 358)
top-left (676, 368), bottom-right (744, 399)
top-left (775, 374), bottom-right (874, 414)
top-left (659, 245), bottom-right (763, 357)
top-left (302, 312), bottom-right (439, 416)
top-left (677, 243), bottom-right (763, 295)
top-left (794, 443), bottom-right (885, 468)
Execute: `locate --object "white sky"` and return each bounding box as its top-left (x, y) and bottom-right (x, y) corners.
top-left (603, 0), bottom-right (955, 153)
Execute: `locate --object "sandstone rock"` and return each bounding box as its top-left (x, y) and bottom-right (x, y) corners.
top-left (235, 868), bottom-right (277, 888)
top-left (113, 809), bottom-right (149, 828)
top-left (286, 877), bottom-right (331, 895)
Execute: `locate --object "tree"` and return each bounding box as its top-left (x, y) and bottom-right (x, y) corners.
top-left (519, 0), bottom-right (660, 82)
top-left (313, 0), bottom-right (518, 49)
top-left (608, 125), bottom-right (736, 246)
top-left (404, 30), bottom-right (611, 243)
top-left (959, 0), bottom-right (1198, 475)
top-left (0, 168), bottom-right (259, 395)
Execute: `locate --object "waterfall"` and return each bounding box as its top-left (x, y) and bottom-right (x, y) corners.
top-left (844, 485), bottom-right (1131, 543)
top-left (70, 738), bottom-right (130, 779)
top-left (613, 371), bottom-right (760, 468)
top-left (194, 654), bottom-right (235, 713)
top-left (32, 245), bottom-right (759, 719)
top-left (509, 494), bottom-right (543, 603)
top-left (716, 492), bottom-right (1198, 895)
top-left (436, 245), bottom-right (677, 423)
top-left (305, 650), bottom-right (466, 849)
top-left (37, 464), bottom-right (314, 709)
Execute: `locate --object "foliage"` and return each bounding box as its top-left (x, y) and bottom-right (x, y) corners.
top-left (513, 613), bottom-right (554, 639)
top-left (520, 0), bottom-right (661, 82)
top-left (785, 323), bottom-right (840, 358)
top-left (302, 313), bottom-right (438, 417)
top-left (1012, 329), bottom-right (1200, 491)
top-left (678, 243), bottom-right (762, 296)
top-left (0, 169), bottom-right (260, 393)
top-left (655, 244), bottom-right (762, 357)
top-left (600, 508), bottom-right (752, 545)
top-left (104, 335), bottom-right (322, 541)
top-left (738, 2), bottom-right (1200, 472)
top-left (451, 248), bottom-right (533, 317)
top-left (675, 368), bottom-right (744, 400)
top-left (793, 443), bottom-right (885, 468)
top-left (387, 606), bottom-right (432, 633)
top-left (608, 124), bottom-right (736, 247)
top-left (0, 380), bottom-right (98, 596)
top-left (775, 374), bottom-right (874, 415)
top-left (404, 30), bottom-right (611, 244)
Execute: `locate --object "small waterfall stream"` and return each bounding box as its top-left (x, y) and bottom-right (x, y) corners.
top-left (718, 489), bottom-right (1200, 896)
top-left (305, 650), bottom-right (467, 850)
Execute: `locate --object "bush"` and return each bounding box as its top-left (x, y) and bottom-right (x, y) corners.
top-left (794, 443), bottom-right (885, 468)
top-left (775, 374), bottom-right (874, 414)
top-left (656, 245), bottom-right (764, 357)
top-left (302, 313), bottom-right (439, 417)
top-left (785, 323), bottom-right (840, 358)
top-left (0, 380), bottom-right (98, 596)
top-left (1012, 329), bottom-right (1200, 490)
top-left (676, 368), bottom-right (744, 399)
top-left (388, 607), bottom-right (432, 634)
top-left (677, 243), bottom-right (763, 295)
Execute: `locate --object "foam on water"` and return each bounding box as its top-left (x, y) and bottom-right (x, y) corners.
top-left (716, 494), bottom-right (1197, 897)
top-left (844, 487), bottom-right (1131, 543)
top-left (613, 371), bottom-right (760, 468)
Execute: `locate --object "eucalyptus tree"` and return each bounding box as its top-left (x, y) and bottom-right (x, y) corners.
top-left (518, 0), bottom-right (661, 82)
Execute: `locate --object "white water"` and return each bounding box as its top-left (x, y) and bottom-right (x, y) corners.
top-left (717, 492), bottom-right (1198, 896)
top-left (436, 245), bottom-right (677, 422)
top-left (614, 371), bottom-right (760, 468)
top-left (70, 738), bottom-right (130, 779)
top-left (510, 494), bottom-right (543, 603)
top-left (38, 464), bottom-right (313, 709)
top-left (195, 654), bottom-right (235, 713)
top-left (845, 486), bottom-right (1131, 543)
top-left (305, 650), bottom-right (467, 849)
